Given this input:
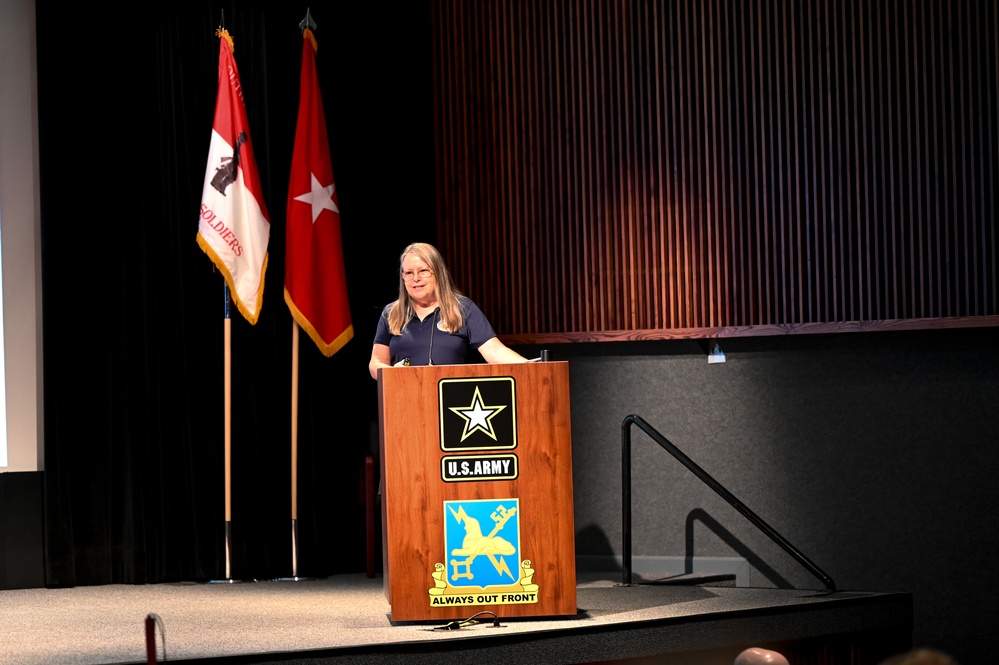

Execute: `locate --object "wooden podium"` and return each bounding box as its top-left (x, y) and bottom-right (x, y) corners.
top-left (377, 360), bottom-right (576, 622)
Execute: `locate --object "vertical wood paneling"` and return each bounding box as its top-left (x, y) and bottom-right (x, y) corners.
top-left (432, 0), bottom-right (998, 342)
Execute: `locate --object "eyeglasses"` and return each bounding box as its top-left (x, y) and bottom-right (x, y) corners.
top-left (401, 268), bottom-right (434, 282)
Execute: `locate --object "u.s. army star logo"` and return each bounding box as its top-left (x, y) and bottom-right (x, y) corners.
top-left (439, 377), bottom-right (517, 451)
top-left (449, 386), bottom-right (506, 441)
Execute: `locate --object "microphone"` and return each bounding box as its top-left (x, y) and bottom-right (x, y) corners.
top-left (428, 307), bottom-right (441, 365)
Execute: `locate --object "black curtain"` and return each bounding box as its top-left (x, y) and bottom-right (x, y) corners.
top-left (38, 1), bottom-right (435, 585)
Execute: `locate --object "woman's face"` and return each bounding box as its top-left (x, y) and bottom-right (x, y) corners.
top-left (401, 253), bottom-right (437, 304)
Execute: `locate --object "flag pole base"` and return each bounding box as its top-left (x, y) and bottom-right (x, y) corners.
top-left (271, 518), bottom-right (323, 581)
top-left (272, 576), bottom-right (322, 582)
top-left (207, 519), bottom-right (251, 583)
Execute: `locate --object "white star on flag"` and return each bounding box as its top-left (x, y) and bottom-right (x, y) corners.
top-left (294, 172), bottom-right (339, 223)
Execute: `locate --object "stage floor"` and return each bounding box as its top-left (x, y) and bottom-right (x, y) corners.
top-left (0, 572), bottom-right (912, 665)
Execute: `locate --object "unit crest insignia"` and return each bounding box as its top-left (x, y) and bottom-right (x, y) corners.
top-left (428, 498), bottom-right (540, 607)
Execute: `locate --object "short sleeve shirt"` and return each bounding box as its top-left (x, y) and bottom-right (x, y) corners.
top-left (373, 296), bottom-right (497, 366)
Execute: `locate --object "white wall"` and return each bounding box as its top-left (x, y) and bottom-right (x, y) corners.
top-left (0, 0), bottom-right (43, 472)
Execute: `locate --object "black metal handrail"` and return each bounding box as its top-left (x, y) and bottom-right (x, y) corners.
top-left (622, 414), bottom-right (836, 591)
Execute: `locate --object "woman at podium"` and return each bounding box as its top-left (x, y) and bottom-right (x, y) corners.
top-left (368, 242), bottom-right (527, 379)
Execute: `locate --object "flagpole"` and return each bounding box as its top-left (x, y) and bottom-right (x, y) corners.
top-left (279, 10), bottom-right (355, 581)
top-left (198, 22), bottom-right (268, 584)
top-left (224, 286), bottom-right (233, 580)
top-left (218, 24), bottom-right (233, 581)
top-left (274, 8), bottom-right (323, 584)
top-left (212, 284), bottom-right (239, 583)
top-left (291, 320), bottom-right (300, 575)
top-left (217, 19), bottom-right (234, 584)
top-left (275, 320), bottom-right (305, 581)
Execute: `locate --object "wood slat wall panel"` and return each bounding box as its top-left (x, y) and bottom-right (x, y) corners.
top-left (430, 0), bottom-right (998, 343)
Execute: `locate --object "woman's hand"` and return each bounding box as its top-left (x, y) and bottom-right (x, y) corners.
top-left (368, 344), bottom-right (393, 379)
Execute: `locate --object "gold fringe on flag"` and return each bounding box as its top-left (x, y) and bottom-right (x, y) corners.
top-left (216, 28), bottom-right (235, 52)
top-left (303, 28), bottom-right (318, 53)
top-left (284, 291), bottom-right (354, 358)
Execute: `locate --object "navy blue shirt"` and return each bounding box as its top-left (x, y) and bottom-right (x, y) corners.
top-left (373, 296), bottom-right (498, 366)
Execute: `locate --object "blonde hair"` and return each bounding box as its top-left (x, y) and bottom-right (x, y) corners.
top-left (386, 242), bottom-right (465, 335)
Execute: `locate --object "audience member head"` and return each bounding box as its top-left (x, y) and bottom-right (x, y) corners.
top-left (733, 647), bottom-right (789, 665)
top-left (878, 648), bottom-right (959, 665)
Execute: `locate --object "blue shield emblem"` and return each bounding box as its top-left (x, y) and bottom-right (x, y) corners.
top-left (444, 499), bottom-right (520, 588)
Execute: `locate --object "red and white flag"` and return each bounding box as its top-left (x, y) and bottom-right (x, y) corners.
top-left (197, 30), bottom-right (271, 324)
top-left (284, 29), bottom-right (353, 357)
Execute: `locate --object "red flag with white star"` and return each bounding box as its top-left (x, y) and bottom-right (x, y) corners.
top-left (197, 30), bottom-right (270, 324)
top-left (284, 29), bottom-right (353, 356)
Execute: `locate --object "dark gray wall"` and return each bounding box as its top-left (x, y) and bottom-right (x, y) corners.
top-left (539, 326), bottom-right (997, 665)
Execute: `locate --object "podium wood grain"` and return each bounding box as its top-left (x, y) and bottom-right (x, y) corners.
top-left (378, 361), bottom-right (576, 622)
